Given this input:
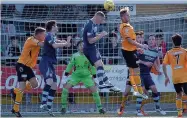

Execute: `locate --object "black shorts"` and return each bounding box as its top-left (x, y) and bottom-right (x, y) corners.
top-left (121, 49), bottom-right (139, 68)
top-left (174, 83), bottom-right (187, 95)
top-left (39, 59), bottom-right (57, 83)
top-left (15, 63), bottom-right (35, 82)
top-left (140, 74), bottom-right (155, 90)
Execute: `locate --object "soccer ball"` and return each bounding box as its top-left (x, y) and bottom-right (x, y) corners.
top-left (104, 0), bottom-right (115, 11)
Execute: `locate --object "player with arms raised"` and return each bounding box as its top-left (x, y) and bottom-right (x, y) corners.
top-left (10, 27), bottom-right (46, 117)
top-left (83, 11), bottom-right (120, 92)
top-left (118, 33), bottom-right (165, 116)
top-left (119, 7), bottom-right (148, 98)
top-left (39, 20), bottom-right (71, 116)
top-left (61, 40), bottom-right (105, 114)
top-left (163, 34), bottom-right (187, 117)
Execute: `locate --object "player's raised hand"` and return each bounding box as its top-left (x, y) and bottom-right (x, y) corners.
top-left (165, 77), bottom-right (170, 86)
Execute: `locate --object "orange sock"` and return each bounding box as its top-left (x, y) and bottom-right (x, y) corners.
top-left (13, 88), bottom-right (23, 112)
top-left (182, 95), bottom-right (187, 110)
top-left (129, 68), bottom-right (143, 94)
top-left (141, 99), bottom-right (148, 110)
top-left (121, 96), bottom-right (128, 108)
top-left (25, 81), bottom-right (32, 91)
top-left (176, 97), bottom-right (182, 116)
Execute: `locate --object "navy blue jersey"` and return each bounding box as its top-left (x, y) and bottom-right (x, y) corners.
top-left (41, 32), bottom-right (57, 64)
top-left (83, 20), bottom-right (98, 49)
top-left (139, 48), bottom-right (159, 75)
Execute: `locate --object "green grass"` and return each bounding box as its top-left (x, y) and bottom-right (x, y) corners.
top-left (2, 112), bottom-right (187, 117)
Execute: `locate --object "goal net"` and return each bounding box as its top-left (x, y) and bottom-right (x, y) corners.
top-left (1, 2), bottom-right (187, 116)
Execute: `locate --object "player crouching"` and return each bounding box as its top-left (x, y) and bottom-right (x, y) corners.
top-left (10, 27), bottom-right (46, 117)
top-left (61, 40), bottom-right (105, 114)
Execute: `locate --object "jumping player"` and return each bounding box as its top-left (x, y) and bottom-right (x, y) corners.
top-left (83, 11), bottom-right (120, 92)
top-left (60, 40), bottom-right (105, 114)
top-left (10, 27), bottom-right (46, 117)
top-left (163, 34), bottom-right (187, 117)
top-left (118, 33), bottom-right (166, 116)
top-left (119, 7), bottom-right (148, 99)
top-left (39, 20), bottom-right (71, 116)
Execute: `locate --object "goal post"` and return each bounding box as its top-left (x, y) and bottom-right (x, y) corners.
top-left (1, 1), bottom-right (187, 116)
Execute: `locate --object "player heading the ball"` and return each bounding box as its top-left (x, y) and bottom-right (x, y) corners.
top-left (10, 27), bottom-right (46, 117)
top-left (82, 11), bottom-right (120, 92)
top-left (119, 7), bottom-right (148, 99)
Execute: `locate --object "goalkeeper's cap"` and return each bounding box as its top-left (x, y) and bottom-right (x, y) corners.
top-left (76, 40), bottom-right (83, 47)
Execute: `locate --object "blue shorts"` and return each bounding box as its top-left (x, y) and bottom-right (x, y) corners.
top-left (140, 74), bottom-right (155, 90)
top-left (83, 48), bottom-right (101, 66)
top-left (39, 58), bottom-right (57, 83)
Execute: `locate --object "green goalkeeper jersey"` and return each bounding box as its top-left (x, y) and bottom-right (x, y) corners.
top-left (65, 52), bottom-right (96, 77)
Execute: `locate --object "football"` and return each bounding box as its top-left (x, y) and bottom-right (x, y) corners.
top-left (104, 0), bottom-right (115, 11)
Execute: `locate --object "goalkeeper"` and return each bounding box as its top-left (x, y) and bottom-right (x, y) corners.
top-left (60, 40), bottom-right (105, 114)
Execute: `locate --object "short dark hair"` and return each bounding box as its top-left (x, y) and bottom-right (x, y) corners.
top-left (135, 31), bottom-right (144, 36)
top-left (172, 34), bottom-right (182, 46)
top-left (95, 11), bottom-right (105, 17)
top-left (46, 20), bottom-right (56, 32)
top-left (76, 40), bottom-right (83, 47)
top-left (34, 27), bottom-right (46, 36)
top-left (120, 7), bottom-right (129, 17)
top-left (148, 34), bottom-right (155, 38)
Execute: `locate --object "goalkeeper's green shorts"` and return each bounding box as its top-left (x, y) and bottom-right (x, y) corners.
top-left (67, 74), bottom-right (95, 88)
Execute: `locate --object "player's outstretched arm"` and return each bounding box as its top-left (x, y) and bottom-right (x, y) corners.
top-left (127, 37), bottom-right (148, 49)
top-left (88, 31), bottom-right (108, 44)
top-left (139, 60), bottom-right (153, 67)
top-left (55, 36), bottom-right (72, 47)
top-left (52, 36), bottom-right (71, 48)
top-left (64, 55), bottom-right (75, 76)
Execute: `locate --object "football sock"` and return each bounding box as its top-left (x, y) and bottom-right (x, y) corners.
top-left (13, 88), bottom-right (23, 112)
top-left (92, 91), bottom-right (102, 110)
top-left (61, 88), bottom-right (68, 109)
